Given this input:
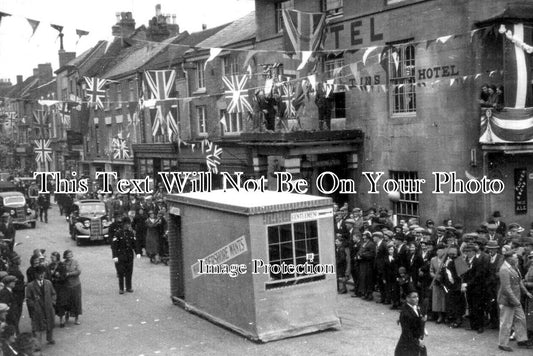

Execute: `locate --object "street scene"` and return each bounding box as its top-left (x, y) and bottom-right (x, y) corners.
top-left (1, 0), bottom-right (533, 355)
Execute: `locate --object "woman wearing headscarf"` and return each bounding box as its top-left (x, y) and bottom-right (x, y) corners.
top-left (63, 250), bottom-right (82, 325)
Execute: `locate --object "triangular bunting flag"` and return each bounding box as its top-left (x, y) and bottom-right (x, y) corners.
top-left (0, 11), bottom-right (11, 26)
top-left (489, 70), bottom-right (496, 77)
top-left (76, 29), bottom-right (89, 44)
top-left (349, 62), bottom-right (359, 78)
top-left (381, 84), bottom-right (387, 92)
top-left (463, 76), bottom-right (468, 81)
top-left (205, 48), bottom-right (223, 70)
top-left (425, 39), bottom-right (436, 50)
top-left (27, 18), bottom-right (40, 37)
top-left (392, 51), bottom-right (400, 72)
top-left (307, 75), bottom-right (316, 91)
top-left (50, 24), bottom-right (63, 33)
top-left (474, 73), bottom-right (481, 80)
top-left (242, 50), bottom-right (258, 69)
top-left (363, 46), bottom-right (377, 65)
top-left (450, 78), bottom-right (455, 86)
top-left (220, 114), bottom-right (227, 132)
top-left (297, 51), bottom-right (313, 71)
top-left (436, 35), bottom-right (452, 44)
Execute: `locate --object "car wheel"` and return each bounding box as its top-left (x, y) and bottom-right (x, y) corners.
top-left (30, 222), bottom-right (36, 229)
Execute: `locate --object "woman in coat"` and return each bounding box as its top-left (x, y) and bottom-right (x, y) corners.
top-left (145, 210), bottom-right (163, 263)
top-left (356, 231), bottom-right (376, 300)
top-left (429, 248), bottom-right (447, 323)
top-left (63, 250), bottom-right (82, 325)
top-left (48, 251), bottom-right (68, 327)
top-left (25, 265), bottom-right (56, 346)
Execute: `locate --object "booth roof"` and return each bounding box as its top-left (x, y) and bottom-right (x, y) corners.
top-left (166, 189), bottom-right (332, 215)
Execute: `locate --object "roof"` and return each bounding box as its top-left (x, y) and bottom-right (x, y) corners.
top-left (476, 3), bottom-right (533, 26)
top-left (167, 189), bottom-right (332, 216)
top-left (57, 41), bottom-right (107, 75)
top-left (138, 23), bottom-right (231, 70)
top-left (196, 11), bottom-right (256, 49)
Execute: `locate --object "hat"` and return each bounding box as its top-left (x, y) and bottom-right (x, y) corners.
top-left (0, 271), bottom-right (8, 281)
top-left (485, 240), bottom-right (500, 249)
top-left (503, 249), bottom-right (517, 258)
top-left (344, 218), bottom-right (356, 225)
top-left (0, 303), bottom-right (9, 312)
top-left (445, 226), bottom-right (457, 232)
top-left (508, 223), bottom-right (525, 233)
top-left (386, 241), bottom-right (395, 248)
top-left (383, 230), bottom-right (394, 238)
top-left (437, 226), bottom-right (446, 232)
top-left (414, 227), bottom-right (426, 233)
top-left (2, 275), bottom-right (17, 285)
top-left (340, 206), bottom-right (348, 211)
top-left (475, 236), bottom-right (488, 245)
top-left (352, 208), bottom-right (362, 213)
top-left (463, 243), bottom-right (477, 251)
top-left (454, 224), bottom-right (464, 229)
top-left (372, 232), bottom-right (384, 238)
top-left (493, 211), bottom-right (502, 218)
top-left (1, 212), bottom-right (9, 218)
top-left (487, 223), bottom-right (497, 230)
top-left (409, 224), bottom-right (421, 230)
top-left (426, 219), bottom-right (434, 226)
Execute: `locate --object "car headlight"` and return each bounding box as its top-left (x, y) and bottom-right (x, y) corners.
top-left (10, 210), bottom-right (15, 216)
top-left (83, 221), bottom-right (90, 228)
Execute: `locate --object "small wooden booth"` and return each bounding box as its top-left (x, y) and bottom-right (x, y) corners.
top-left (165, 189), bottom-right (340, 342)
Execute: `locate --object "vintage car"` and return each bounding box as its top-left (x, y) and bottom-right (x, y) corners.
top-left (69, 199), bottom-right (110, 245)
top-left (0, 191), bottom-right (38, 228)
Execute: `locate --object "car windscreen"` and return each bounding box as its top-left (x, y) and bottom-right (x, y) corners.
top-left (4, 196), bottom-right (25, 206)
top-left (79, 204), bottom-right (106, 215)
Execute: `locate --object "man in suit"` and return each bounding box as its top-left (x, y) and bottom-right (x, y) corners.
top-left (394, 289), bottom-right (427, 356)
top-left (497, 250), bottom-right (533, 351)
top-left (486, 240), bottom-right (504, 329)
top-left (462, 243), bottom-right (489, 333)
top-left (373, 232), bottom-right (388, 303)
top-left (25, 265), bottom-right (56, 347)
top-left (0, 213), bottom-right (16, 252)
top-left (492, 211), bottom-right (506, 236)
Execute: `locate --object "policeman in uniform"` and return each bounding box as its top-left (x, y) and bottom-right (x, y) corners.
top-left (111, 217), bottom-right (141, 294)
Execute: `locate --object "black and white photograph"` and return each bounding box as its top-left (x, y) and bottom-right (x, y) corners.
top-left (1, 0), bottom-right (533, 355)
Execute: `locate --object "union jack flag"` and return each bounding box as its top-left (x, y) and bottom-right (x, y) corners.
top-left (280, 80), bottom-right (296, 118)
top-left (223, 75), bottom-right (252, 114)
top-left (84, 77), bottom-right (107, 110)
top-left (112, 136), bottom-right (130, 160)
top-left (282, 9), bottom-right (327, 53)
top-left (57, 102), bottom-right (71, 128)
top-left (143, 70), bottom-right (179, 140)
top-left (34, 139), bottom-right (52, 162)
top-left (33, 110), bottom-right (49, 138)
top-left (202, 139), bottom-right (223, 174)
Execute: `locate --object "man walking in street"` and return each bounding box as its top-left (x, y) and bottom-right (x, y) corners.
top-left (498, 249), bottom-right (533, 351)
top-left (25, 265), bottom-right (56, 348)
top-left (111, 217), bottom-right (141, 294)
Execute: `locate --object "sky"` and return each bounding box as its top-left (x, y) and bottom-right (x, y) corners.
top-left (0, 0), bottom-right (255, 84)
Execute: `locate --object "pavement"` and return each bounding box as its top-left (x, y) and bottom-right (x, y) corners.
top-left (12, 206), bottom-right (532, 355)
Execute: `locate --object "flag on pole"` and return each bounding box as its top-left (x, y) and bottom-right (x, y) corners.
top-left (143, 70), bottom-right (179, 140)
top-left (282, 9), bottom-right (327, 53)
top-left (280, 80), bottom-right (296, 118)
top-left (222, 75), bottom-right (253, 113)
top-left (34, 139), bottom-right (52, 162)
top-left (50, 24), bottom-right (63, 33)
top-left (84, 77), bottom-right (107, 110)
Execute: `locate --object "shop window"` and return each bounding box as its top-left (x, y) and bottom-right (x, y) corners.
top-left (275, 0), bottom-right (294, 33)
top-left (389, 44), bottom-right (416, 115)
top-left (267, 220), bottom-right (321, 286)
top-left (390, 171), bottom-right (419, 221)
top-left (321, 0), bottom-right (343, 18)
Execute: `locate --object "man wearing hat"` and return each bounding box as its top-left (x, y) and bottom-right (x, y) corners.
top-left (6, 252), bottom-right (24, 333)
top-left (487, 223), bottom-right (504, 247)
top-left (492, 211), bottom-right (507, 236)
top-left (497, 249), bottom-right (533, 351)
top-left (25, 265), bottom-right (56, 346)
top-left (0, 275), bottom-right (19, 332)
top-left (111, 217), bottom-right (142, 294)
top-left (373, 232), bottom-right (388, 304)
top-left (462, 243), bottom-right (489, 333)
top-left (0, 213), bottom-right (15, 252)
top-left (486, 240), bottom-right (504, 329)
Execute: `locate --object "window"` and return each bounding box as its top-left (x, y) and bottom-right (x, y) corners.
top-left (137, 158), bottom-right (154, 178)
top-left (325, 56), bottom-right (346, 119)
top-left (325, 56), bottom-right (344, 79)
top-left (321, 0), bottom-right (343, 17)
top-left (220, 109), bottom-right (243, 134)
top-left (195, 60), bottom-right (206, 90)
top-left (223, 56), bottom-right (239, 77)
top-left (129, 80), bottom-right (136, 101)
top-left (275, 0), bottom-right (294, 33)
top-left (197, 106), bottom-right (207, 134)
top-left (267, 220), bottom-right (322, 287)
top-left (116, 83), bottom-right (122, 106)
top-left (390, 171), bottom-right (419, 221)
top-left (389, 44), bottom-right (416, 114)
top-left (94, 125), bottom-right (100, 155)
top-left (104, 88), bottom-right (111, 110)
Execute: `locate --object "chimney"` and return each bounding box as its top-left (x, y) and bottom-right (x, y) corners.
top-left (16, 75), bottom-right (23, 85)
top-left (37, 63), bottom-right (53, 83)
top-left (33, 68), bottom-right (39, 77)
top-left (111, 12), bottom-right (136, 39)
top-left (202, 24), bottom-right (207, 30)
top-left (155, 4), bottom-right (162, 17)
top-left (59, 51), bottom-right (76, 68)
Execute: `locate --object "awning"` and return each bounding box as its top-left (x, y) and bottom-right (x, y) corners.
top-left (476, 4), bottom-right (533, 27)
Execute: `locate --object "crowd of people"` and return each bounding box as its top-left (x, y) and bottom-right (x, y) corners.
top-left (479, 83), bottom-right (504, 111)
top-left (334, 203), bottom-right (533, 353)
top-left (0, 225), bottom-right (83, 355)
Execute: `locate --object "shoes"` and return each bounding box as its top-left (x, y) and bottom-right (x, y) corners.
top-left (74, 321), bottom-right (81, 325)
top-left (498, 345), bottom-right (513, 352)
top-left (47, 340), bottom-right (55, 345)
top-left (436, 317), bottom-right (443, 324)
top-left (477, 328), bottom-right (484, 334)
top-left (119, 290), bottom-right (124, 295)
top-left (59, 323), bottom-right (65, 328)
top-left (126, 289), bottom-right (134, 293)
top-left (338, 290), bottom-right (347, 294)
top-left (517, 340), bottom-right (533, 348)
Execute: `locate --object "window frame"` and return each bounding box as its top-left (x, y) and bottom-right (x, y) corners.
top-left (275, 0), bottom-right (294, 33)
top-left (220, 109), bottom-right (243, 135)
top-left (389, 171), bottom-right (420, 222)
top-left (222, 56), bottom-right (239, 77)
top-left (321, 0), bottom-right (343, 18)
top-left (197, 105), bottom-right (207, 135)
top-left (389, 43), bottom-right (417, 116)
top-left (195, 60), bottom-right (206, 91)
